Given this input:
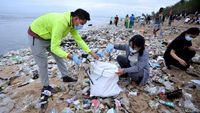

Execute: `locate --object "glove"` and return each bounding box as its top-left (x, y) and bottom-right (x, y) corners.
top-left (96, 51), bottom-right (104, 58)
top-left (72, 54), bottom-right (81, 65)
top-left (105, 43), bottom-right (114, 53)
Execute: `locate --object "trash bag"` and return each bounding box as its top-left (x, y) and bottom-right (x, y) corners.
top-left (183, 90), bottom-right (198, 112)
top-left (89, 61), bottom-right (122, 97)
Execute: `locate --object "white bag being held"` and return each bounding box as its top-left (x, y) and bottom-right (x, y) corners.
top-left (89, 61), bottom-right (122, 97)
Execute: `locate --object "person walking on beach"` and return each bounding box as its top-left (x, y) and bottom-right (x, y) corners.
top-left (146, 15), bottom-right (151, 25)
top-left (125, 14), bottom-right (129, 28)
top-left (129, 14), bottom-right (135, 28)
top-left (153, 8), bottom-right (163, 37)
top-left (28, 8), bottom-right (99, 103)
top-left (168, 9), bottom-right (174, 26)
top-left (114, 15), bottom-right (119, 26)
top-left (164, 27), bottom-right (200, 70)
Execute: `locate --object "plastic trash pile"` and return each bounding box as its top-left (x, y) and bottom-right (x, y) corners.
top-left (0, 24), bottom-right (200, 113)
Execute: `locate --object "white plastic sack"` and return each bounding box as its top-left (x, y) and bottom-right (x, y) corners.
top-left (89, 61), bottom-right (122, 97)
top-left (185, 18), bottom-right (190, 23)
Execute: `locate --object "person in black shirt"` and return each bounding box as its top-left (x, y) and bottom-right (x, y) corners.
top-left (114, 15), bottom-right (119, 26)
top-left (164, 27), bottom-right (200, 70)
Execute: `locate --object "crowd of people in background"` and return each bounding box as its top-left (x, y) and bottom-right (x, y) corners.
top-left (109, 8), bottom-right (199, 38)
top-left (110, 14), bottom-right (135, 29)
top-left (109, 15), bottom-right (119, 26)
top-left (184, 11), bottom-right (200, 24)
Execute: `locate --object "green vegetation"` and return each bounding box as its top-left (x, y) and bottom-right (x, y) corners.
top-left (162, 0), bottom-right (200, 16)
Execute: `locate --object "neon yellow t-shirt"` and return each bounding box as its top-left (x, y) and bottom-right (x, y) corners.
top-left (30, 11), bottom-right (91, 58)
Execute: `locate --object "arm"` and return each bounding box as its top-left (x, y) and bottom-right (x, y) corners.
top-left (70, 29), bottom-right (91, 54)
top-left (170, 49), bottom-right (187, 66)
top-left (170, 49), bottom-right (182, 61)
top-left (114, 44), bottom-right (128, 51)
top-left (51, 24), bottom-right (69, 59)
top-left (123, 52), bottom-right (149, 73)
top-left (188, 46), bottom-right (200, 52)
top-left (70, 29), bottom-right (99, 59)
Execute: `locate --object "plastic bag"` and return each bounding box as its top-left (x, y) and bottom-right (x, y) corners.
top-left (183, 91), bottom-right (198, 112)
top-left (89, 61), bottom-right (122, 97)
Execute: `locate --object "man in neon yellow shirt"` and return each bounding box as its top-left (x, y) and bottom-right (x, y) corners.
top-left (28, 9), bottom-right (99, 101)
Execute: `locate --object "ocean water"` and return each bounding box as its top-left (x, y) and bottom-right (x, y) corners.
top-left (0, 14), bottom-right (109, 55)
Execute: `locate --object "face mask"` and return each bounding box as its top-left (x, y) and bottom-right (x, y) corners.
top-left (185, 35), bottom-right (193, 41)
top-left (74, 24), bottom-right (83, 30)
top-left (129, 47), bottom-right (137, 53)
top-left (128, 47), bottom-right (138, 66)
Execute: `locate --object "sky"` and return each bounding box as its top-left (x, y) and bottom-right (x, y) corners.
top-left (0, 0), bottom-right (180, 17)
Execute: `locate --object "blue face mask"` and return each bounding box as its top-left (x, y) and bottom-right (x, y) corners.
top-left (74, 24), bottom-right (83, 30)
top-left (185, 35), bottom-right (193, 41)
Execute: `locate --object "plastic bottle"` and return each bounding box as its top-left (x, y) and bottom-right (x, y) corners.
top-left (159, 100), bottom-right (174, 108)
top-left (50, 108), bottom-right (58, 113)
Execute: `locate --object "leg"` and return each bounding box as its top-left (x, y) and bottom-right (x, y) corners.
top-left (29, 37), bottom-right (49, 87)
top-left (116, 55), bottom-right (130, 68)
top-left (172, 59), bottom-right (188, 70)
top-left (164, 54), bottom-right (188, 70)
top-left (48, 49), bottom-right (77, 82)
top-left (129, 22), bottom-right (133, 28)
top-left (153, 29), bottom-right (156, 37)
top-left (116, 55), bottom-right (130, 77)
top-left (50, 52), bottom-right (68, 78)
top-left (160, 27), bottom-right (163, 38)
top-left (179, 49), bottom-right (196, 63)
top-left (29, 37), bottom-right (58, 105)
top-left (125, 22), bottom-right (129, 28)
top-left (153, 24), bottom-right (160, 37)
top-left (129, 71), bottom-right (144, 85)
top-left (176, 49), bottom-right (196, 69)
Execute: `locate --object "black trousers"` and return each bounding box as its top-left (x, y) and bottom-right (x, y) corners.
top-left (116, 55), bottom-right (143, 84)
top-left (116, 55), bottom-right (130, 77)
top-left (164, 49), bottom-right (196, 70)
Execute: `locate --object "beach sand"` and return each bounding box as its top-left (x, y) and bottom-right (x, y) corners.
top-left (0, 20), bottom-right (200, 113)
